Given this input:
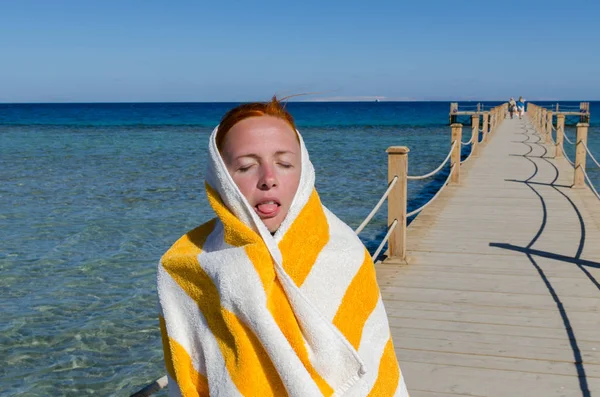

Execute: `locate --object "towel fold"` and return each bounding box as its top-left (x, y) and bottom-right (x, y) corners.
top-left (157, 126), bottom-right (409, 397)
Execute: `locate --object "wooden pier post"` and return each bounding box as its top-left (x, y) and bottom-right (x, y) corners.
top-left (556, 114), bottom-right (565, 158)
top-left (451, 123), bottom-right (462, 184)
top-left (386, 146), bottom-right (409, 259)
top-left (546, 111), bottom-right (553, 143)
top-left (482, 112), bottom-right (489, 142)
top-left (449, 103), bottom-right (458, 124)
top-left (542, 108), bottom-right (547, 135)
top-left (471, 114), bottom-right (480, 157)
top-left (573, 123), bottom-right (589, 188)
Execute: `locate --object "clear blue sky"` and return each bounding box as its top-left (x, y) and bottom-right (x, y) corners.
top-left (1, 0), bottom-right (598, 102)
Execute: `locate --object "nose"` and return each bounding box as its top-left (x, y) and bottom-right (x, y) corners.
top-left (258, 164), bottom-right (277, 190)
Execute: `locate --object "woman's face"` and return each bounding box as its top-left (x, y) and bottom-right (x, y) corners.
top-left (221, 115), bottom-right (302, 233)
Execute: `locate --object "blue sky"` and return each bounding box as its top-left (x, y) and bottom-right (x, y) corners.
top-left (1, 0), bottom-right (598, 102)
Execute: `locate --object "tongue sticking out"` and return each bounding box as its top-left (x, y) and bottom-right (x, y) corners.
top-left (257, 203), bottom-right (279, 215)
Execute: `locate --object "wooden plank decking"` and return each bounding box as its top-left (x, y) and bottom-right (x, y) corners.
top-left (379, 116), bottom-right (600, 396)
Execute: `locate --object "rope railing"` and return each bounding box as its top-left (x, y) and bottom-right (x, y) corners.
top-left (478, 131), bottom-right (485, 144)
top-left (461, 148), bottom-right (474, 164)
top-left (407, 142), bottom-right (456, 180)
top-left (582, 168), bottom-right (600, 201)
top-left (563, 130), bottom-right (575, 145)
top-left (356, 140), bottom-right (456, 234)
top-left (407, 164), bottom-right (456, 217)
top-left (461, 137), bottom-right (473, 145)
top-left (130, 376), bottom-right (168, 397)
top-left (562, 142), bottom-right (575, 167)
top-left (582, 141), bottom-right (600, 169)
top-left (371, 219), bottom-right (398, 261)
top-left (354, 176), bottom-right (398, 234)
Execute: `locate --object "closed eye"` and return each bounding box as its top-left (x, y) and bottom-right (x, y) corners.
top-left (238, 164), bottom-right (254, 172)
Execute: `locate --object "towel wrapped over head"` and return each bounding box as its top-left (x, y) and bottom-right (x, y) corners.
top-left (157, 115), bottom-right (409, 396)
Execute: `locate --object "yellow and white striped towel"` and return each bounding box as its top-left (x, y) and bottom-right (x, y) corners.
top-left (157, 126), bottom-right (409, 397)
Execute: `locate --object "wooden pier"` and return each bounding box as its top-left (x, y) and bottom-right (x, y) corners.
top-left (449, 102), bottom-right (591, 125)
top-left (380, 104), bottom-right (600, 396)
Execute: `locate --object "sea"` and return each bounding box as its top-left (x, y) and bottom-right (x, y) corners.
top-left (1, 101), bottom-right (598, 396)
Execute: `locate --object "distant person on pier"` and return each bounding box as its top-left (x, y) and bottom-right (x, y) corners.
top-left (156, 96), bottom-right (410, 396)
top-left (517, 96), bottom-right (526, 119)
top-left (508, 97), bottom-right (517, 119)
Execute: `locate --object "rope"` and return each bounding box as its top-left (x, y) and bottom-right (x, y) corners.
top-left (582, 168), bottom-right (600, 201)
top-left (355, 176), bottom-right (398, 234)
top-left (563, 130), bottom-right (575, 145)
top-left (461, 137), bottom-right (473, 145)
top-left (407, 164), bottom-right (456, 217)
top-left (461, 147), bottom-right (474, 164)
top-left (371, 219), bottom-right (398, 261)
top-left (582, 141), bottom-right (600, 169)
top-left (130, 376), bottom-right (168, 397)
top-left (562, 143), bottom-right (575, 167)
top-left (407, 141), bottom-right (456, 180)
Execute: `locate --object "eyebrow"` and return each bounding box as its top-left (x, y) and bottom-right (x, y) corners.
top-left (234, 151), bottom-right (295, 161)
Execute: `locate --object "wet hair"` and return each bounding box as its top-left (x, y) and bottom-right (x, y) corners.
top-left (216, 96), bottom-right (298, 152)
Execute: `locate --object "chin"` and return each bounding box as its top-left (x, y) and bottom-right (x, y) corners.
top-left (263, 218), bottom-right (282, 233)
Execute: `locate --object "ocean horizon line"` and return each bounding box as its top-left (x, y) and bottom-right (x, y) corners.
top-left (0, 99), bottom-right (596, 105)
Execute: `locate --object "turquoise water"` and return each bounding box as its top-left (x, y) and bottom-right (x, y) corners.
top-left (1, 101), bottom-right (598, 396)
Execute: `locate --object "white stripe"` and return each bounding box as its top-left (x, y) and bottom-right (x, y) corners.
top-left (393, 374), bottom-right (410, 397)
top-left (343, 297), bottom-right (393, 396)
top-left (198, 245), bottom-right (323, 397)
top-left (300, 208), bottom-right (365, 322)
top-left (157, 264), bottom-right (243, 397)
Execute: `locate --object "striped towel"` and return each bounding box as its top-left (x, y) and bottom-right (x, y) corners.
top-left (157, 126), bottom-right (409, 397)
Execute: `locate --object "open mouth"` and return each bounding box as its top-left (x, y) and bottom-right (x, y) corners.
top-left (255, 200), bottom-right (281, 218)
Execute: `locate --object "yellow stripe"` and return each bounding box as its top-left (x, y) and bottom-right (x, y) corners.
top-left (333, 249), bottom-right (380, 349)
top-left (159, 316), bottom-right (177, 380)
top-left (278, 189), bottom-right (329, 287)
top-left (160, 316), bottom-right (210, 396)
top-left (264, 277), bottom-right (334, 396)
top-left (205, 183), bottom-right (276, 288)
top-left (244, 189), bottom-right (333, 395)
top-left (162, 217), bottom-right (287, 397)
top-left (200, 184), bottom-right (332, 394)
top-left (367, 338), bottom-right (400, 397)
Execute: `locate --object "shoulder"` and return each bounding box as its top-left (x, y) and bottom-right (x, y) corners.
top-left (161, 218), bottom-right (218, 266)
top-left (322, 206), bottom-right (365, 247)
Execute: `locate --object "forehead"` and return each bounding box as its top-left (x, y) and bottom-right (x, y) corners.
top-left (223, 116), bottom-right (299, 152)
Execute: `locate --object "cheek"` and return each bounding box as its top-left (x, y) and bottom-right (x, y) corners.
top-left (282, 169), bottom-right (301, 202)
top-left (231, 174), bottom-right (256, 201)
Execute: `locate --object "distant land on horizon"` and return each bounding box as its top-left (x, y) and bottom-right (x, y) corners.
top-left (1, 98), bottom-right (597, 105)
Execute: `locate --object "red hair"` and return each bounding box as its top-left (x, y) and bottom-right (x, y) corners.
top-left (216, 96), bottom-right (298, 151)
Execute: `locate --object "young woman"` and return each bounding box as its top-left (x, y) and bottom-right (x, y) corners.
top-left (157, 97), bottom-right (409, 397)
